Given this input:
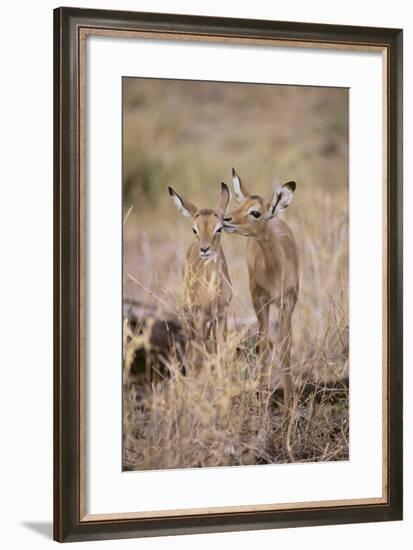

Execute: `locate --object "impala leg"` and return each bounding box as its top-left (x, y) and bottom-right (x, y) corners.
top-left (198, 313), bottom-right (210, 363)
top-left (215, 314), bottom-right (228, 346)
top-left (186, 308), bottom-right (205, 371)
top-left (252, 296), bottom-right (271, 387)
top-left (206, 315), bottom-right (226, 359)
top-left (278, 297), bottom-right (295, 410)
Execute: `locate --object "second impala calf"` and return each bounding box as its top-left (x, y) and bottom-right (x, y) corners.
top-left (168, 183), bottom-right (232, 362)
top-left (223, 168), bottom-right (299, 409)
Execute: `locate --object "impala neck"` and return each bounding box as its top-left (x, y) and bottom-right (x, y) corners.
top-left (255, 221), bottom-right (282, 270)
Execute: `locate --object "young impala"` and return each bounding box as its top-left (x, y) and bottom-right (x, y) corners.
top-left (223, 168), bottom-right (299, 407)
top-left (168, 183), bottom-right (232, 356)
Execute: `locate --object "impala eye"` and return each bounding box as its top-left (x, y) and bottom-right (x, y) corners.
top-left (192, 227), bottom-right (198, 234)
top-left (250, 210), bottom-right (261, 219)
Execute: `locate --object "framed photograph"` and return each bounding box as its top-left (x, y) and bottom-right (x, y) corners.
top-left (53, 6), bottom-right (403, 542)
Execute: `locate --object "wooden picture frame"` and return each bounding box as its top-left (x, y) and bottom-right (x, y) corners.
top-left (54, 6), bottom-right (403, 542)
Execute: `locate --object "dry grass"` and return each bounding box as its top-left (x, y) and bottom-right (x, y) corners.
top-left (122, 78), bottom-right (349, 470)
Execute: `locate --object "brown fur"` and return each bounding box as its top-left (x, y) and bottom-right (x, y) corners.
top-left (224, 170), bottom-right (299, 407)
top-left (168, 184), bottom-right (232, 359)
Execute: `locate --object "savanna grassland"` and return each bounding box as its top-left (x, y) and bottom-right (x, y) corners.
top-left (122, 78), bottom-right (349, 471)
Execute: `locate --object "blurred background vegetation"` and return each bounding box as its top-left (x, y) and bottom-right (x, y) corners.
top-left (123, 78), bottom-right (348, 210)
top-left (123, 77), bottom-right (348, 318)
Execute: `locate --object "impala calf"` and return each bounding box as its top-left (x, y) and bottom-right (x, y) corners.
top-left (168, 183), bottom-right (232, 356)
top-left (223, 168), bottom-right (299, 407)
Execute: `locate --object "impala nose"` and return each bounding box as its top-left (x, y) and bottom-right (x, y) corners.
top-left (200, 246), bottom-right (210, 254)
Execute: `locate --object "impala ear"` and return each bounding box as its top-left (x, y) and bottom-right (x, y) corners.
top-left (267, 181), bottom-right (296, 219)
top-left (232, 167), bottom-right (251, 202)
top-left (216, 182), bottom-right (231, 218)
top-left (168, 187), bottom-right (198, 218)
